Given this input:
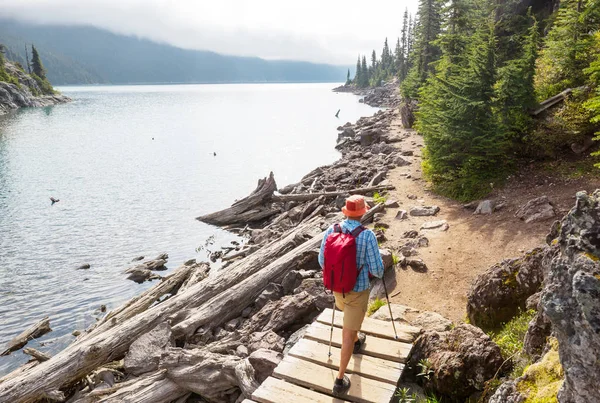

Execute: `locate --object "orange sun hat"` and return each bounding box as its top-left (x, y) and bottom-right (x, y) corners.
top-left (342, 195), bottom-right (369, 217)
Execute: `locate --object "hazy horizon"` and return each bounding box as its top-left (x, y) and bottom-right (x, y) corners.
top-left (0, 0), bottom-right (419, 65)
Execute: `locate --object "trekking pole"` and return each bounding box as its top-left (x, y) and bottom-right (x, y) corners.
top-left (328, 273), bottom-right (335, 359)
top-left (381, 274), bottom-right (399, 340)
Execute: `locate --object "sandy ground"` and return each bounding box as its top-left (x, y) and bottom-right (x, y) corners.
top-left (377, 118), bottom-right (600, 322)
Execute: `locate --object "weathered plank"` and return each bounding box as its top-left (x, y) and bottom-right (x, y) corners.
top-left (316, 309), bottom-right (419, 342)
top-left (304, 322), bottom-right (412, 363)
top-left (288, 338), bottom-right (402, 385)
top-left (273, 356), bottom-right (396, 403)
top-left (252, 377), bottom-right (347, 403)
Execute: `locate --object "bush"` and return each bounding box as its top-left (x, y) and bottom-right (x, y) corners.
top-left (367, 298), bottom-right (386, 317)
top-left (31, 73), bottom-right (55, 95)
top-left (490, 309), bottom-right (536, 379)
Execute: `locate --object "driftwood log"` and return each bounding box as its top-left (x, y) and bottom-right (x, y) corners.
top-left (0, 317), bottom-right (51, 356)
top-left (196, 172), bottom-right (278, 225)
top-left (271, 184), bottom-right (395, 203)
top-left (23, 348), bottom-right (51, 363)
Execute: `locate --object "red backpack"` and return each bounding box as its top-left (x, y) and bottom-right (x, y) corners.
top-left (323, 223), bottom-right (366, 296)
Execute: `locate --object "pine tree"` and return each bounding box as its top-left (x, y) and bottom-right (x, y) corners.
top-left (371, 50), bottom-right (377, 70)
top-left (401, 0), bottom-right (443, 98)
top-left (361, 56), bottom-right (369, 87)
top-left (382, 38), bottom-right (391, 72)
top-left (346, 68), bottom-right (351, 85)
top-left (584, 32), bottom-right (600, 167)
top-left (418, 15), bottom-right (505, 201)
top-left (395, 37), bottom-right (403, 77)
top-left (399, 9), bottom-right (410, 80)
top-left (355, 56), bottom-right (362, 85)
top-left (31, 45), bottom-right (47, 80)
top-left (494, 11), bottom-right (540, 143)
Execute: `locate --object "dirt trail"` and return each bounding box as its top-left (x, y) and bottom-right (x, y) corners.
top-left (379, 117), bottom-right (600, 322)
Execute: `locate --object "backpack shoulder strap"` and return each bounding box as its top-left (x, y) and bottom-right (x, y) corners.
top-left (333, 223), bottom-right (342, 233)
top-left (351, 225), bottom-right (366, 238)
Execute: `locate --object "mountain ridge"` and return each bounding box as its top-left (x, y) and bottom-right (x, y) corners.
top-left (0, 19), bottom-right (349, 85)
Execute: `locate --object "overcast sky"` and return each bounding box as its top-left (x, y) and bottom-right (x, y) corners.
top-left (0, 0), bottom-right (420, 65)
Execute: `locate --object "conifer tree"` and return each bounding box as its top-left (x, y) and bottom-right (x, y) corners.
top-left (31, 45), bottom-right (47, 80)
top-left (371, 50), bottom-right (377, 70)
top-left (418, 14), bottom-right (505, 201)
top-left (401, 0), bottom-right (443, 98)
top-left (361, 56), bottom-right (369, 87)
top-left (346, 68), bottom-right (351, 85)
top-left (584, 32), bottom-right (600, 167)
top-left (399, 9), bottom-right (410, 80)
top-left (382, 38), bottom-right (391, 71)
top-left (495, 11), bottom-right (540, 143)
top-left (355, 56), bottom-right (362, 85)
top-left (395, 37), bottom-right (403, 77)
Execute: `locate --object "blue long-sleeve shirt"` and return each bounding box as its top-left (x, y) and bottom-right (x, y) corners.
top-left (318, 219), bottom-right (384, 292)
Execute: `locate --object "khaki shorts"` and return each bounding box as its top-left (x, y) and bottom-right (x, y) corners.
top-left (333, 289), bottom-right (370, 331)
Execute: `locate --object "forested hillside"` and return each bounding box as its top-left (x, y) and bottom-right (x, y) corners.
top-left (351, 0), bottom-right (600, 201)
top-left (0, 19), bottom-right (349, 85)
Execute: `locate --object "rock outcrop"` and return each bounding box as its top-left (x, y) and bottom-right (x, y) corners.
top-left (405, 324), bottom-right (504, 401)
top-left (0, 61), bottom-right (70, 115)
top-left (466, 247), bottom-right (552, 329)
top-left (539, 190), bottom-right (600, 403)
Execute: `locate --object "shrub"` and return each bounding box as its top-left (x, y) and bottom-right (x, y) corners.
top-left (367, 298), bottom-right (386, 317)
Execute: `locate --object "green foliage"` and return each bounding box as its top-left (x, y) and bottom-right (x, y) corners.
top-left (392, 253), bottom-right (402, 266)
top-left (494, 11), bottom-right (540, 144)
top-left (418, 15), bottom-right (509, 201)
top-left (372, 191), bottom-right (387, 204)
top-left (535, 0), bottom-right (600, 100)
top-left (490, 309), bottom-right (535, 359)
top-left (367, 298), bottom-right (386, 316)
top-left (0, 49), bottom-right (21, 87)
top-left (30, 44), bottom-right (47, 80)
top-left (417, 358), bottom-right (434, 381)
top-left (584, 32), bottom-right (600, 168)
top-left (32, 73), bottom-right (55, 95)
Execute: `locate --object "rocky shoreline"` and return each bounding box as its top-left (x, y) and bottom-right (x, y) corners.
top-left (0, 62), bottom-right (71, 116)
top-left (333, 78), bottom-right (402, 108)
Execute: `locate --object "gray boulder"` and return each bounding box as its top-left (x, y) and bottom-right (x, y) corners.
top-left (540, 190), bottom-right (600, 403)
top-left (515, 196), bottom-right (556, 223)
top-left (466, 247), bottom-right (551, 330)
top-left (474, 200), bottom-right (494, 215)
top-left (124, 322), bottom-right (174, 376)
top-left (420, 220), bottom-right (448, 231)
top-left (405, 324), bottom-right (503, 400)
top-left (255, 283), bottom-right (284, 310)
top-left (248, 349), bottom-right (283, 383)
top-left (410, 206), bottom-right (440, 216)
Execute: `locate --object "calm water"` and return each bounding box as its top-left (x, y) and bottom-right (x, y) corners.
top-left (0, 83), bottom-right (376, 374)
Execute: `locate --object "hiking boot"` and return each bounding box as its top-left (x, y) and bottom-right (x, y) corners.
top-left (332, 375), bottom-right (351, 396)
top-left (353, 332), bottom-right (366, 354)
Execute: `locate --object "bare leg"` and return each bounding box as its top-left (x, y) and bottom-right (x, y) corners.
top-left (337, 328), bottom-right (357, 379)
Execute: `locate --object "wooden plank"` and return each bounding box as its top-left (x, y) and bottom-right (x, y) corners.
top-left (288, 338), bottom-right (402, 385)
top-left (252, 377), bottom-right (348, 403)
top-left (316, 309), bottom-right (419, 343)
top-left (241, 400), bottom-right (258, 403)
top-left (273, 356), bottom-right (396, 403)
top-left (304, 322), bottom-right (412, 363)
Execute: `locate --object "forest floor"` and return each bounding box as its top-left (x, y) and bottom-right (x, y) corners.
top-left (379, 117), bottom-right (600, 322)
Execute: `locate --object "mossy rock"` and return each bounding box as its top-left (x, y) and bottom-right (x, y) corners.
top-left (516, 338), bottom-right (563, 403)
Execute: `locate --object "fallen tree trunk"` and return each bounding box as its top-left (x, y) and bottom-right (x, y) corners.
top-left (196, 172), bottom-right (278, 225)
top-left (71, 369), bottom-right (187, 403)
top-left (160, 347), bottom-right (260, 401)
top-left (1, 317), bottom-right (51, 356)
top-left (82, 263), bottom-right (198, 340)
top-left (271, 184), bottom-right (395, 203)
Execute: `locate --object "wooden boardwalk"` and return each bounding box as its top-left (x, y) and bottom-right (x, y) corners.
top-left (249, 308), bottom-right (421, 403)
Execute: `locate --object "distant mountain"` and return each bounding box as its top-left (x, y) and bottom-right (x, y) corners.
top-left (0, 19), bottom-right (349, 85)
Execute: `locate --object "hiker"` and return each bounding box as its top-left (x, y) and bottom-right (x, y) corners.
top-left (318, 194), bottom-right (384, 396)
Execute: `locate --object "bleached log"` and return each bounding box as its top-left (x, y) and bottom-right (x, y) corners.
top-left (160, 347), bottom-right (260, 400)
top-left (83, 263), bottom-right (198, 340)
top-left (178, 262), bottom-right (210, 293)
top-left (196, 172), bottom-right (278, 225)
top-left (1, 317), bottom-right (51, 356)
top-left (271, 184), bottom-right (395, 203)
top-left (72, 370), bottom-right (187, 403)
